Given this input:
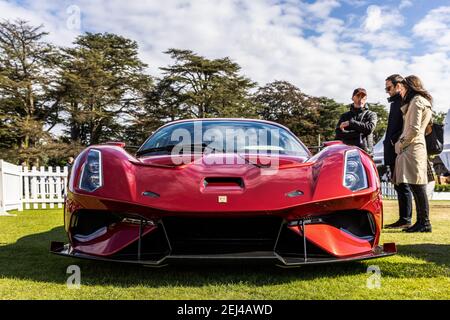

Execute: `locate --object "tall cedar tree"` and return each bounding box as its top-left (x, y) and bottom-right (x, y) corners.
top-left (159, 49), bottom-right (257, 118)
top-left (123, 77), bottom-right (191, 146)
top-left (58, 33), bottom-right (152, 146)
top-left (126, 49), bottom-right (258, 146)
top-left (0, 20), bottom-right (61, 165)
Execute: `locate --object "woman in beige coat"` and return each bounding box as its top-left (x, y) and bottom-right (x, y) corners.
top-left (394, 75), bottom-right (433, 232)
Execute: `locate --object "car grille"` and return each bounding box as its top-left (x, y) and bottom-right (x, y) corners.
top-left (162, 216), bottom-right (283, 254)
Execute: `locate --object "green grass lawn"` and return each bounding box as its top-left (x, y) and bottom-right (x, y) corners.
top-left (0, 200), bottom-right (449, 300)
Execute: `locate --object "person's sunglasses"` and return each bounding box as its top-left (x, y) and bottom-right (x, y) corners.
top-left (385, 85), bottom-right (393, 92)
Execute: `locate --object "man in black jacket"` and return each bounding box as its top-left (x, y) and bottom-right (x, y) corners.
top-left (335, 88), bottom-right (377, 155)
top-left (383, 74), bottom-right (412, 229)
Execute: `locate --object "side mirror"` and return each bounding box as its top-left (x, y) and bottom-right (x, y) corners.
top-left (104, 141), bottom-right (126, 148)
top-left (323, 141), bottom-right (344, 148)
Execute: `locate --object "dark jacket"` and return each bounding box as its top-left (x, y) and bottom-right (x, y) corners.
top-left (335, 104), bottom-right (378, 155)
top-left (383, 93), bottom-right (403, 167)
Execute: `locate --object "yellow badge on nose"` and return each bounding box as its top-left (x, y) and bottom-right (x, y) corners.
top-left (218, 196), bottom-right (227, 203)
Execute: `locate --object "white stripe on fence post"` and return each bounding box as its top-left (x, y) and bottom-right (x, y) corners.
top-left (48, 166), bottom-right (55, 209)
top-left (31, 166), bottom-right (38, 209)
top-left (0, 160), bottom-right (5, 214)
top-left (55, 166), bottom-right (63, 209)
top-left (23, 167), bottom-right (30, 209)
top-left (40, 166), bottom-right (46, 209)
top-left (18, 165), bottom-right (23, 212)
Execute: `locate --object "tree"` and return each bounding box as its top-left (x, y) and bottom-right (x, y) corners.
top-left (58, 32), bottom-right (152, 146)
top-left (367, 103), bottom-right (389, 144)
top-left (0, 20), bottom-right (61, 165)
top-left (124, 49), bottom-right (258, 146)
top-left (316, 97), bottom-right (348, 144)
top-left (433, 110), bottom-right (447, 125)
top-left (253, 81), bottom-right (389, 150)
top-left (159, 49), bottom-right (256, 118)
top-left (254, 81), bottom-right (321, 147)
top-left (122, 77), bottom-right (191, 146)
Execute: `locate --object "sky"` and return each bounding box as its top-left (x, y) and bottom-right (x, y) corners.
top-left (2, 0), bottom-right (450, 112)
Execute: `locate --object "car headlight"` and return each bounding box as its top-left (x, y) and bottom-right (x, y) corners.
top-left (343, 149), bottom-right (368, 191)
top-left (79, 149), bottom-right (103, 192)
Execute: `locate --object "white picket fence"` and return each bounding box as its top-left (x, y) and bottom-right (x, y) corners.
top-left (22, 166), bottom-right (69, 210)
top-left (381, 181), bottom-right (450, 200)
top-left (0, 160), bottom-right (68, 214)
top-left (381, 182), bottom-right (398, 200)
top-left (0, 160), bottom-right (23, 214)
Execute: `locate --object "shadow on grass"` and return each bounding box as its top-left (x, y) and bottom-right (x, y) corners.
top-left (0, 227), bottom-right (448, 288)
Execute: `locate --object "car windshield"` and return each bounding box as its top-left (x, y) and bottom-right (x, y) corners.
top-left (138, 120), bottom-right (309, 157)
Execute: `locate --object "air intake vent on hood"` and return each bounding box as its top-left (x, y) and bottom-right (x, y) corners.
top-left (203, 177), bottom-right (244, 190)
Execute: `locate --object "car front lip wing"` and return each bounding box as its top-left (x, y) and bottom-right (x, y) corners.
top-left (50, 241), bottom-right (396, 267)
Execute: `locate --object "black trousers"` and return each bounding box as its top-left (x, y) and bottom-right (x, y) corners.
top-left (394, 183), bottom-right (413, 224)
top-left (409, 184), bottom-right (431, 226)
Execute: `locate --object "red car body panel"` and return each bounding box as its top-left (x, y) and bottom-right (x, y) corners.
top-left (51, 118), bottom-right (396, 266)
top-left (289, 225), bottom-right (373, 257)
top-left (72, 224), bottom-right (156, 256)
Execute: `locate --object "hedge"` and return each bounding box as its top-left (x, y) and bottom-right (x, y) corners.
top-left (434, 184), bottom-right (450, 192)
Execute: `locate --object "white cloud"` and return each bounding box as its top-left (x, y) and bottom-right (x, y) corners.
top-left (406, 53), bottom-right (450, 110)
top-left (413, 6), bottom-right (450, 52)
top-left (341, 0), bottom-right (368, 7)
top-left (363, 5), bottom-right (383, 32)
top-left (0, 0), bottom-right (81, 46)
top-left (363, 5), bottom-right (404, 32)
top-left (305, 0), bottom-right (340, 19)
top-left (344, 5), bottom-right (410, 59)
top-left (399, 0), bottom-right (413, 10)
top-left (0, 0), bottom-right (449, 112)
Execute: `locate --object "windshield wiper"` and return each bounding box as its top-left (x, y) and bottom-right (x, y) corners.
top-left (136, 143), bottom-right (210, 157)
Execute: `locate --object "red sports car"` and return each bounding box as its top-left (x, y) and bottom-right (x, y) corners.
top-left (51, 118), bottom-right (396, 266)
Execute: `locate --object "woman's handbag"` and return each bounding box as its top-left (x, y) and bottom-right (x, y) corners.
top-left (425, 122), bottom-right (444, 155)
top-left (427, 160), bottom-right (435, 183)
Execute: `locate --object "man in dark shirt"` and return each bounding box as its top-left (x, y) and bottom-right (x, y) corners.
top-left (383, 74), bottom-right (412, 229)
top-left (335, 88), bottom-right (377, 155)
